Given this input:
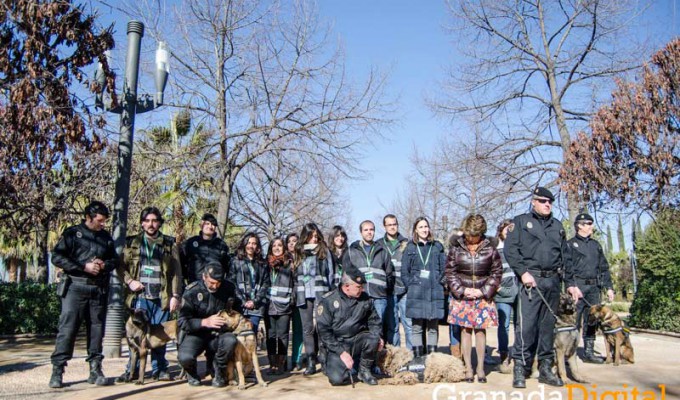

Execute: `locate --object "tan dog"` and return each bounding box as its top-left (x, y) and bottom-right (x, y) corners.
top-left (217, 303), bottom-right (268, 390)
top-left (553, 293), bottom-right (587, 383)
top-left (123, 309), bottom-right (178, 385)
top-left (589, 304), bottom-right (635, 366)
top-left (377, 345), bottom-right (466, 385)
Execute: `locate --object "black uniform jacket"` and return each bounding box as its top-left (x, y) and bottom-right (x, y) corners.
top-left (180, 234), bottom-right (230, 283)
top-left (567, 234), bottom-right (613, 290)
top-left (316, 288), bottom-right (382, 355)
top-left (178, 279), bottom-right (239, 334)
top-left (504, 211), bottom-right (575, 287)
top-left (51, 223), bottom-right (118, 285)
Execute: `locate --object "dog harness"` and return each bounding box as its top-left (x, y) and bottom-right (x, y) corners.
top-left (554, 325), bottom-right (578, 333)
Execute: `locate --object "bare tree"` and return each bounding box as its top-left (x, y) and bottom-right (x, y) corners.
top-left (118, 0), bottom-right (391, 235)
top-left (432, 0), bottom-right (644, 220)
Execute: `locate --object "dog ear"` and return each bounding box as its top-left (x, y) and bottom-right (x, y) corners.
top-left (226, 298), bottom-right (234, 312)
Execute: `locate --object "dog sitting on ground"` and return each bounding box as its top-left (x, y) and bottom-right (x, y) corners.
top-left (376, 345), bottom-right (466, 385)
top-left (217, 301), bottom-right (268, 390)
top-left (553, 293), bottom-right (587, 383)
top-left (589, 304), bottom-right (635, 366)
top-left (121, 309), bottom-right (178, 385)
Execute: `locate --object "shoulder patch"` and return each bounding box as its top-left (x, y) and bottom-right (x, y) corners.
top-left (76, 231), bottom-right (83, 238)
top-left (573, 242), bottom-right (579, 248)
top-left (197, 292), bottom-right (204, 302)
top-left (333, 300), bottom-right (340, 309)
top-left (526, 221), bottom-right (533, 229)
top-left (317, 304), bottom-right (324, 316)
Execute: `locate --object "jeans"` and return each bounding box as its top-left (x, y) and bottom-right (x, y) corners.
top-left (373, 297), bottom-right (388, 323)
top-left (247, 315), bottom-right (262, 331)
top-left (448, 295), bottom-right (461, 346)
top-left (383, 294), bottom-right (400, 347)
top-left (388, 293), bottom-right (413, 349)
top-left (496, 301), bottom-right (513, 353)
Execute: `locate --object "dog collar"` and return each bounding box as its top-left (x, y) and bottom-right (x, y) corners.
top-left (603, 326), bottom-right (623, 334)
top-left (555, 325), bottom-right (578, 333)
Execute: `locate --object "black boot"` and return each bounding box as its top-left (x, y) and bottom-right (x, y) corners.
top-left (87, 360), bottom-right (107, 386)
top-left (583, 338), bottom-right (605, 364)
top-left (426, 345), bottom-right (438, 354)
top-left (357, 359), bottom-right (378, 385)
top-left (267, 355), bottom-right (279, 375)
top-left (211, 360), bottom-right (227, 387)
top-left (512, 362), bottom-right (526, 389)
top-left (303, 355), bottom-right (317, 375)
top-left (412, 346), bottom-right (424, 358)
top-left (49, 365), bottom-right (64, 389)
top-left (538, 358), bottom-right (563, 387)
top-left (185, 365), bottom-right (201, 386)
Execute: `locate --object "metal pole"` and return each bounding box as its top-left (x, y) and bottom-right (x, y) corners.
top-left (103, 21), bottom-right (144, 358)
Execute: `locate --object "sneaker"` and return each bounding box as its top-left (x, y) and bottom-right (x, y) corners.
top-left (158, 371), bottom-right (172, 381)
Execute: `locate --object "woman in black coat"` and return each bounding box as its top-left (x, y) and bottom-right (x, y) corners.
top-left (403, 216), bottom-right (446, 357)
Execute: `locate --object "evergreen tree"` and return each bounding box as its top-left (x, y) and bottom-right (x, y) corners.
top-left (618, 216), bottom-right (627, 252)
top-left (606, 225), bottom-right (614, 257)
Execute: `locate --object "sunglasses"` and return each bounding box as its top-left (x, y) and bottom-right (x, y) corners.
top-left (579, 221), bottom-right (594, 226)
top-left (534, 198), bottom-right (553, 204)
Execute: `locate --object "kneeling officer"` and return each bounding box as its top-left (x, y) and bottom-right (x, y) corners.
top-left (317, 269), bottom-right (384, 386)
top-left (177, 263), bottom-right (238, 387)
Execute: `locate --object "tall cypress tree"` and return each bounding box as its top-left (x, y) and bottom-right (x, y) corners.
top-left (606, 225), bottom-right (614, 257)
top-left (617, 215), bottom-right (626, 252)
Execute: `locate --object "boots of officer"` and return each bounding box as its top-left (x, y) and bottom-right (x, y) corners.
top-left (357, 358), bottom-right (378, 385)
top-left (87, 360), bottom-right (107, 386)
top-left (583, 338), bottom-right (605, 364)
top-left (184, 365), bottom-right (201, 386)
top-left (512, 361), bottom-right (526, 389)
top-left (537, 358), bottom-right (563, 387)
top-left (303, 355), bottom-right (317, 375)
top-left (49, 365), bottom-right (64, 388)
top-left (426, 345), bottom-right (438, 354)
top-left (211, 360), bottom-right (227, 387)
top-left (412, 346), bottom-right (424, 358)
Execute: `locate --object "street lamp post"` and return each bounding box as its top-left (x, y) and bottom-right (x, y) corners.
top-left (95, 20), bottom-right (169, 358)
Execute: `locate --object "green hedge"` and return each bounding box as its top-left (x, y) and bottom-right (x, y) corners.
top-left (0, 281), bottom-right (61, 335)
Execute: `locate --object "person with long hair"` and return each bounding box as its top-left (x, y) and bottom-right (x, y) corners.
top-left (230, 232), bottom-right (271, 330)
top-left (402, 217), bottom-right (446, 356)
top-left (493, 219), bottom-right (519, 373)
top-left (328, 225), bottom-right (349, 287)
top-left (286, 233), bottom-right (305, 371)
top-left (265, 237), bottom-right (294, 375)
top-left (293, 223), bottom-right (334, 375)
top-left (445, 214), bottom-right (502, 383)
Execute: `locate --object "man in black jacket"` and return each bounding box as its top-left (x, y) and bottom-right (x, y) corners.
top-left (568, 212), bottom-right (614, 364)
top-left (180, 213), bottom-right (230, 284)
top-left (49, 201), bottom-right (118, 389)
top-left (317, 270), bottom-right (383, 386)
top-left (505, 187), bottom-right (582, 388)
top-left (177, 263), bottom-right (239, 387)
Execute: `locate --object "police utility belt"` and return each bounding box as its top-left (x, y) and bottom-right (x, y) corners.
top-left (575, 277), bottom-right (598, 286)
top-left (69, 275), bottom-right (105, 286)
top-left (527, 269), bottom-right (560, 278)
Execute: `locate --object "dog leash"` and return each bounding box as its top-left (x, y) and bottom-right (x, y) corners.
top-left (523, 285), bottom-right (570, 327)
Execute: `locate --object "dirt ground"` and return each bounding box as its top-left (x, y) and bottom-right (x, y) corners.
top-left (1, 326), bottom-right (679, 400)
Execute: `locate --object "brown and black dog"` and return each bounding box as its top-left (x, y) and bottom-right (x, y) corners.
top-left (217, 301), bottom-right (268, 390)
top-left (123, 309), bottom-right (178, 385)
top-left (553, 293), bottom-right (587, 383)
top-left (589, 304), bottom-right (635, 366)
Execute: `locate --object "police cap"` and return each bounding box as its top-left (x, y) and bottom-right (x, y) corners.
top-left (575, 213), bottom-right (594, 223)
top-left (204, 262), bottom-right (225, 280)
top-left (532, 187), bottom-right (555, 201)
top-left (345, 267), bottom-right (366, 285)
top-left (201, 213), bottom-right (218, 226)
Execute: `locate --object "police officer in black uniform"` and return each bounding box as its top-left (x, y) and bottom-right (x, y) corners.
top-left (180, 213), bottom-right (230, 284)
top-left (316, 269), bottom-right (384, 386)
top-left (49, 201), bottom-right (118, 389)
top-left (505, 187), bottom-right (582, 388)
top-left (177, 263), bottom-right (239, 387)
top-left (568, 212), bottom-right (614, 364)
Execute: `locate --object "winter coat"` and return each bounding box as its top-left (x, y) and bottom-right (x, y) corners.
top-left (230, 257), bottom-right (271, 317)
top-left (403, 240), bottom-right (446, 320)
top-left (377, 234), bottom-right (409, 296)
top-left (445, 236), bottom-right (502, 301)
top-left (342, 240), bottom-right (394, 299)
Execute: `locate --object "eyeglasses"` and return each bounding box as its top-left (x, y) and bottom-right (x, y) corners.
top-left (534, 198), bottom-right (553, 205)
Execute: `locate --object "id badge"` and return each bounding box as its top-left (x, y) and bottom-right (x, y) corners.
top-left (365, 273), bottom-right (374, 281)
top-left (303, 275), bottom-right (311, 283)
top-left (419, 270), bottom-right (430, 279)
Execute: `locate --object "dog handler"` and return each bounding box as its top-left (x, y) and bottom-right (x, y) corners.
top-left (505, 187), bottom-right (582, 388)
top-left (116, 206), bottom-right (182, 382)
top-left (178, 263), bottom-right (239, 387)
top-left (317, 269), bottom-right (384, 386)
top-left (568, 212), bottom-right (614, 364)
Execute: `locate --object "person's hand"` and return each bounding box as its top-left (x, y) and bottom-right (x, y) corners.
top-left (606, 289), bottom-right (615, 302)
top-left (84, 261), bottom-right (101, 275)
top-left (567, 286), bottom-right (583, 303)
top-left (521, 272), bottom-right (536, 288)
top-left (473, 288), bottom-right (484, 299)
top-left (169, 297), bottom-right (180, 313)
top-left (202, 314), bottom-right (227, 329)
top-left (244, 300), bottom-right (255, 310)
top-left (128, 280), bottom-right (144, 292)
top-left (340, 351), bottom-right (354, 370)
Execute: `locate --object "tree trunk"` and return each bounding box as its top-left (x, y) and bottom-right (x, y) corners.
top-left (8, 258), bottom-right (17, 282)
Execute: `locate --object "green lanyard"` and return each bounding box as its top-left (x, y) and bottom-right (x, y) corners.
top-left (142, 236), bottom-right (157, 262)
top-left (417, 242), bottom-right (432, 267)
top-left (363, 245), bottom-right (375, 266)
top-left (271, 268), bottom-right (279, 284)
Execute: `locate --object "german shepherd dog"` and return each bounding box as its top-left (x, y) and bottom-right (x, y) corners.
top-left (589, 304), bottom-right (635, 366)
top-left (122, 309), bottom-right (178, 385)
top-left (217, 300), bottom-right (268, 390)
top-left (553, 293), bottom-right (587, 383)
